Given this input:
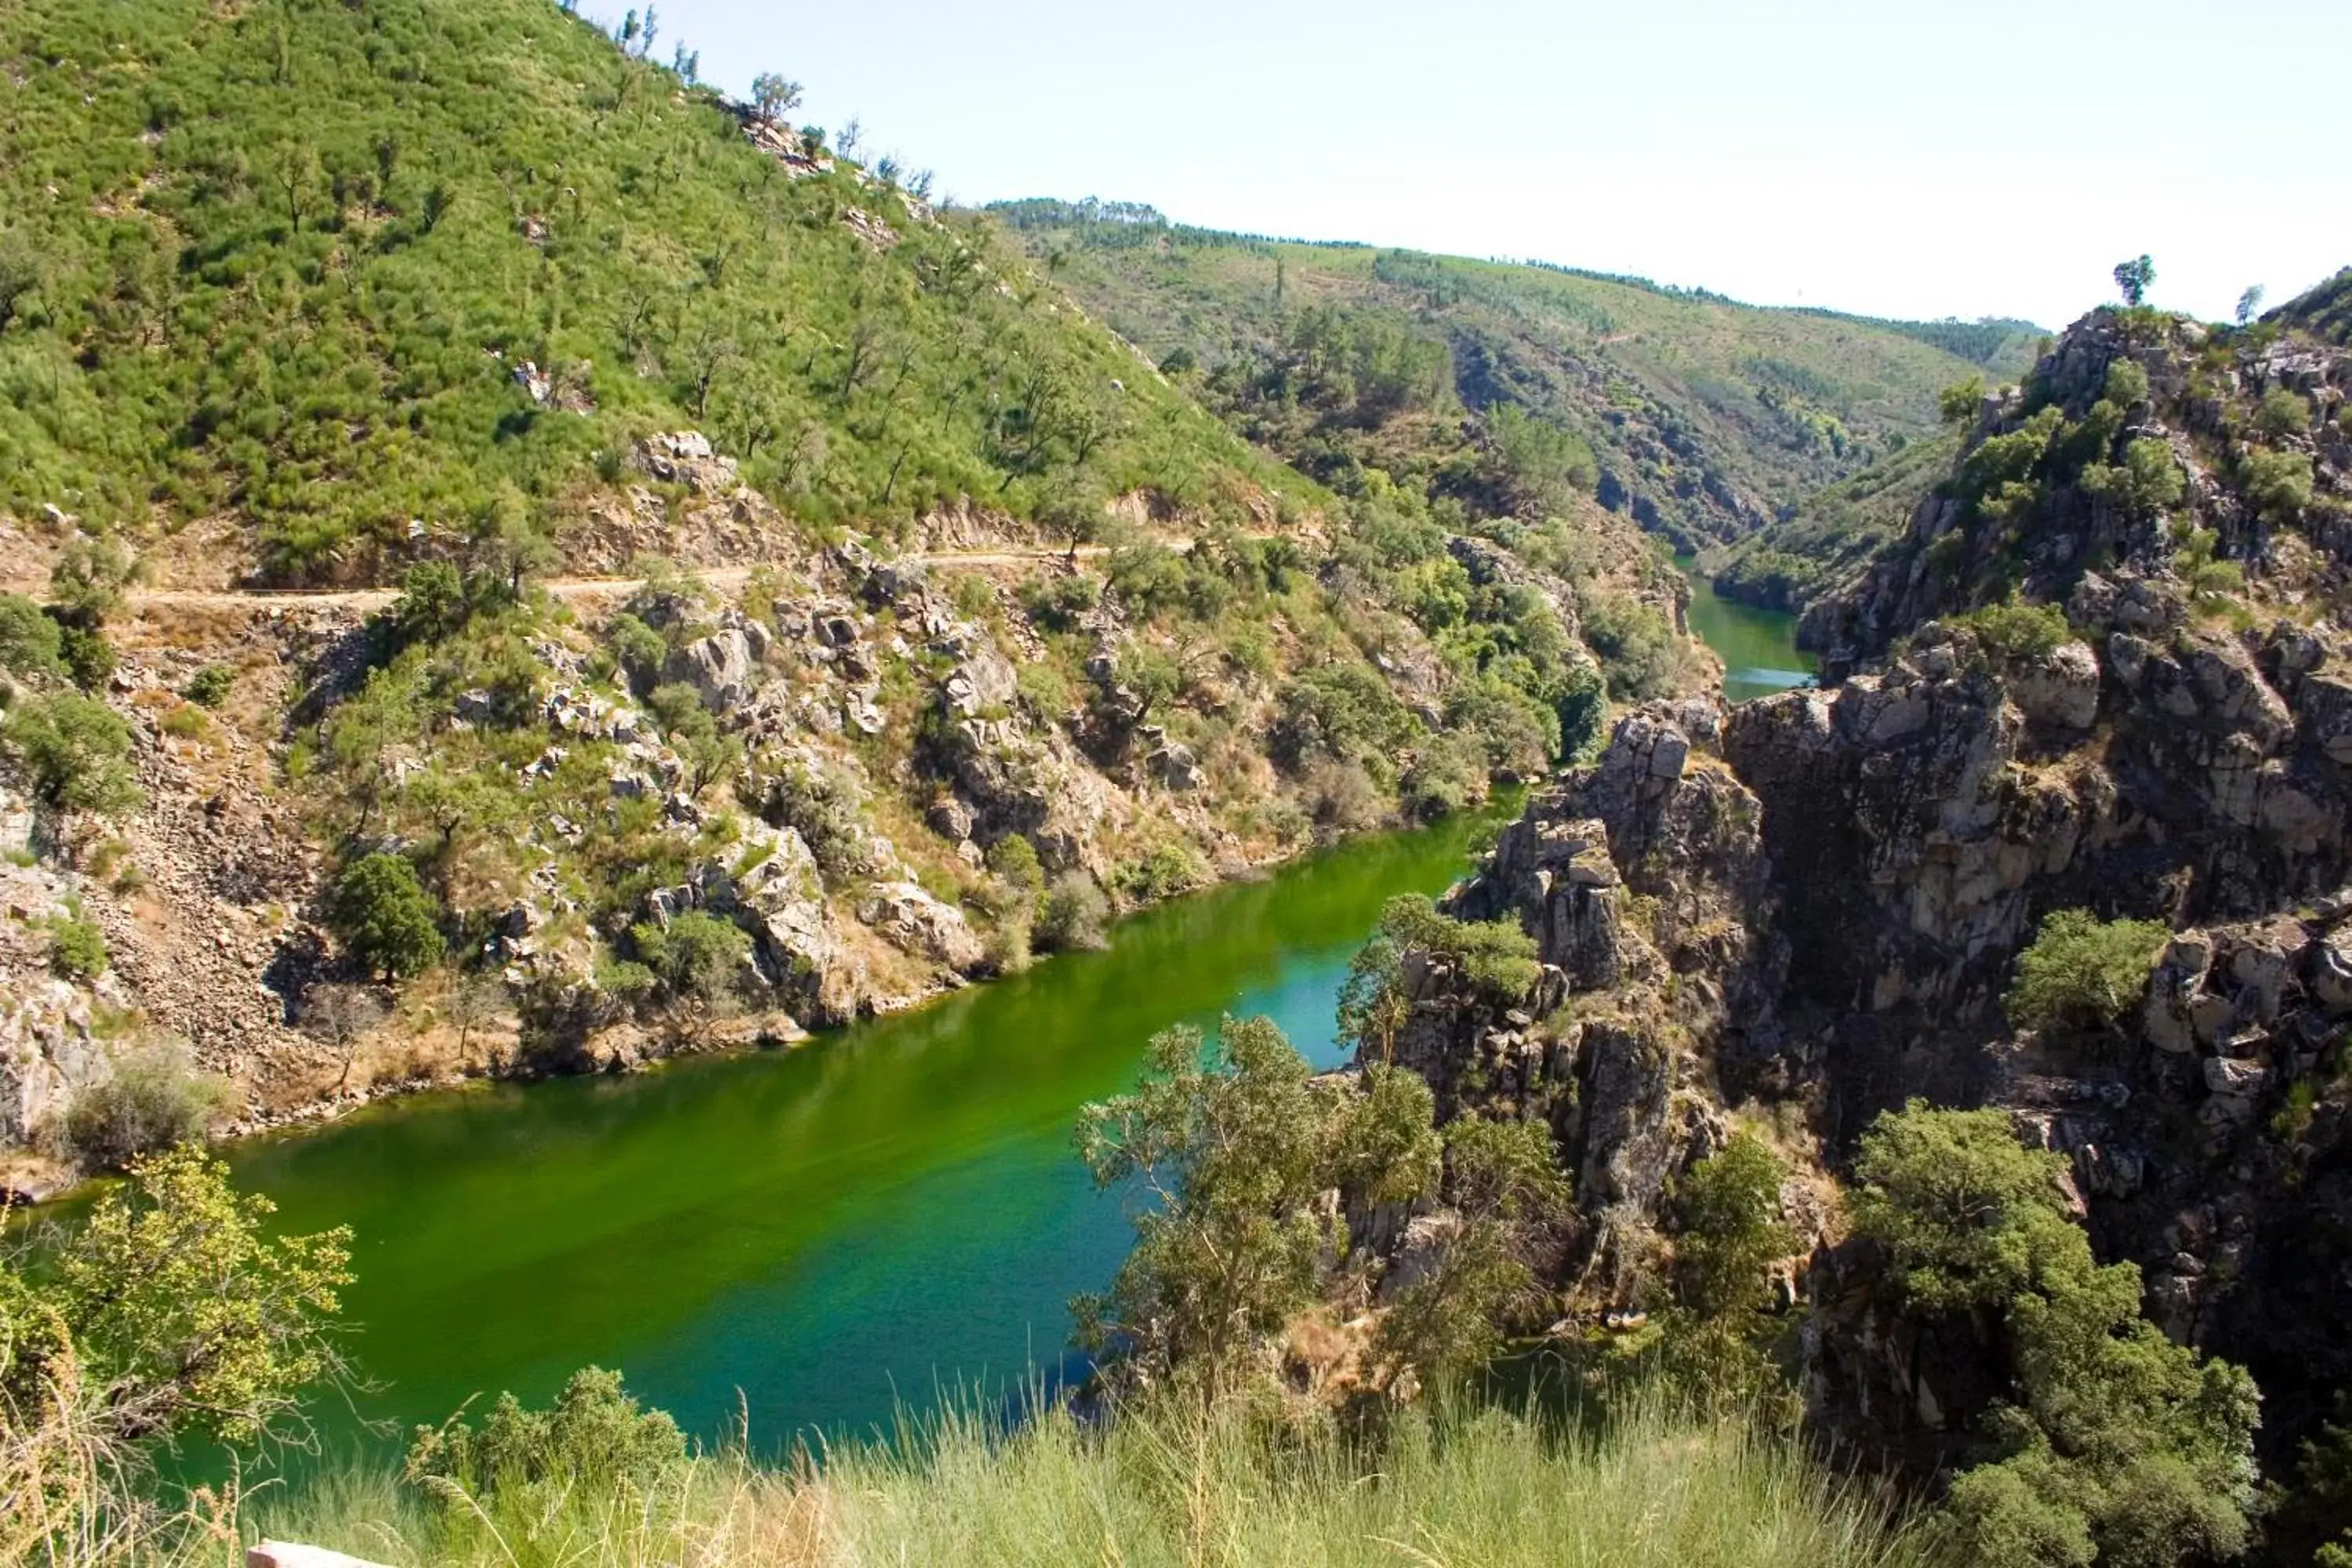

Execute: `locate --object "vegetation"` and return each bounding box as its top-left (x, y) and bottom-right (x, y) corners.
top-left (61, 1042), bottom-right (237, 1169)
top-left (1374, 893), bottom-right (1541, 1000)
top-left (0, 0), bottom-right (1294, 579)
top-left (1947, 597), bottom-right (2073, 669)
top-left (1852, 1102), bottom-right (2258, 1566)
top-left (328, 851), bottom-right (446, 981)
top-left (1, 1148), bottom-right (350, 1565)
top-left (2005, 909), bottom-right (2169, 1035)
top-left (1, 691), bottom-right (140, 818)
top-left (42, 899), bottom-right (108, 980)
top-left (249, 1381), bottom-right (1931, 1568)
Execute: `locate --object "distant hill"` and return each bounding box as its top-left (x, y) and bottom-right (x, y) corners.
top-left (988, 200), bottom-right (2042, 550)
top-left (0, 0), bottom-right (1296, 582)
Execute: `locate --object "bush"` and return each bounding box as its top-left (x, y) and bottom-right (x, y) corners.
top-left (2, 691), bottom-right (140, 816)
top-left (984, 833), bottom-right (1045, 909)
top-left (1578, 590), bottom-right (1681, 700)
top-left (1379, 894), bottom-right (1541, 1000)
top-left (0, 593), bottom-right (65, 679)
top-left (1110, 837), bottom-right (1207, 906)
top-left (2005, 908), bottom-right (2167, 1035)
top-left (44, 902), bottom-right (107, 979)
top-left (1035, 871), bottom-right (1109, 952)
top-left (1852, 1102), bottom-right (2259, 1566)
top-left (183, 664), bottom-right (234, 708)
top-left (629, 909), bottom-right (750, 1004)
top-left (328, 852), bottom-right (445, 981)
top-left (2241, 447), bottom-right (2314, 522)
top-left (63, 1044), bottom-right (237, 1170)
top-left (606, 611), bottom-right (670, 693)
top-left (2255, 387), bottom-right (2313, 437)
top-left (1940, 376), bottom-right (1987, 426)
top-left (1018, 570), bottom-right (1102, 632)
top-left (1950, 598), bottom-right (2071, 667)
top-left (404, 1367), bottom-right (685, 1507)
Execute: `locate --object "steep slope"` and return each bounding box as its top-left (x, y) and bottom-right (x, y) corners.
top-left (0, 0), bottom-right (1711, 1197)
top-left (1372, 285), bottom-right (2352, 1494)
top-left (0, 0), bottom-right (1301, 584)
top-left (989, 201), bottom-right (2039, 551)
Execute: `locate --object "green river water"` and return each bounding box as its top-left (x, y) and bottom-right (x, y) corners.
top-left (1675, 558), bottom-right (1816, 703)
top-left (224, 811), bottom-right (1503, 1454)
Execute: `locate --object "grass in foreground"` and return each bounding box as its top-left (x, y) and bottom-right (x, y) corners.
top-left (230, 1391), bottom-right (1933, 1568)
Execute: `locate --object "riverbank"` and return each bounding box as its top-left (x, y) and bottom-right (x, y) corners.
top-left (1673, 557), bottom-right (1816, 703)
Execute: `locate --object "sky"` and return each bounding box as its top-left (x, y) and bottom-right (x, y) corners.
top-left (640, 0), bottom-right (2348, 331)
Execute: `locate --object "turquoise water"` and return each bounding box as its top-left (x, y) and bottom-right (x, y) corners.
top-left (1676, 558), bottom-right (1814, 702)
top-left (220, 810), bottom-right (1504, 1455)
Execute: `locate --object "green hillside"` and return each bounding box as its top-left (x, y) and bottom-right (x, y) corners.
top-left (989, 201), bottom-right (2041, 550)
top-left (0, 0), bottom-right (1300, 583)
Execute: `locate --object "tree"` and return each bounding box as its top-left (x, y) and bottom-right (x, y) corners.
top-left (2005, 909), bottom-right (2167, 1036)
top-left (750, 73), bottom-right (802, 125)
top-left (629, 909), bottom-right (750, 1041)
top-left (1374, 1113), bottom-right (1569, 1388)
top-left (2, 691), bottom-right (140, 818)
top-left (63, 1042), bottom-right (235, 1170)
top-left (2234, 285), bottom-right (2265, 326)
top-left (1073, 1017), bottom-right (1443, 1380)
top-left (328, 852), bottom-right (445, 981)
top-left (0, 591), bottom-right (66, 678)
top-left (1336, 932), bottom-right (1411, 1064)
top-left (307, 982), bottom-right (388, 1092)
top-left (2112, 255), bottom-right (2155, 308)
top-left (5, 1145), bottom-right (352, 1446)
top-left (1853, 1102), bottom-right (2259, 1567)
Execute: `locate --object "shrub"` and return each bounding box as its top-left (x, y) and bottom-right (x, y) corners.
top-left (2256, 387), bottom-right (2313, 437)
top-left (2, 691), bottom-right (140, 816)
top-left (1110, 837), bottom-right (1207, 906)
top-left (44, 902), bottom-right (107, 979)
top-left (2241, 447), bottom-right (2314, 523)
top-left (1950, 598), bottom-right (2071, 667)
top-left (0, 593), bottom-right (65, 678)
top-left (1578, 590), bottom-right (1681, 700)
top-left (2005, 909), bottom-right (2167, 1034)
top-left (606, 611), bottom-right (670, 692)
top-left (1940, 376), bottom-right (1987, 426)
top-left (1400, 733), bottom-right (1484, 820)
top-left (328, 852), bottom-right (445, 981)
top-left (1853, 1102), bottom-right (2259, 1566)
top-left (1018, 570), bottom-right (1102, 632)
top-left (1379, 894), bottom-right (1541, 1000)
top-left (984, 833), bottom-right (1045, 909)
top-left (62, 1044), bottom-right (236, 1169)
top-left (1035, 872), bottom-right (1109, 952)
top-left (404, 1367), bottom-right (685, 1507)
top-left (183, 664), bottom-right (234, 708)
top-left (1272, 663), bottom-right (1417, 768)
top-left (629, 909), bottom-right (750, 1004)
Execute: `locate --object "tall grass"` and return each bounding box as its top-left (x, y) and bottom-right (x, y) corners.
top-left (221, 1391), bottom-right (1936, 1568)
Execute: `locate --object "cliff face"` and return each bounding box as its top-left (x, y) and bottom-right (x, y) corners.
top-left (1392, 294), bottom-right (2352, 1467)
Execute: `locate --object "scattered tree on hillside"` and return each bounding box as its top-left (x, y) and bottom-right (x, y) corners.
top-left (328, 852), bottom-right (445, 981)
top-left (750, 72), bottom-right (802, 125)
top-left (2112, 255), bottom-right (2156, 308)
top-left (2235, 285), bottom-right (2266, 326)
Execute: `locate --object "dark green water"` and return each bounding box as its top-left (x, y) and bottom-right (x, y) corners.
top-left (1676, 558), bottom-right (1814, 703)
top-left (226, 811), bottom-right (1501, 1453)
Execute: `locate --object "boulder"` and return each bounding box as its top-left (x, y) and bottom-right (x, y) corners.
top-left (2009, 641), bottom-right (2102, 730)
top-left (666, 629), bottom-right (757, 710)
top-left (858, 880), bottom-right (986, 971)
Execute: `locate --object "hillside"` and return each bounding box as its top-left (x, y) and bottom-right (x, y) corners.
top-left (0, 0), bottom-right (1305, 585)
top-left (989, 200), bottom-right (2041, 551)
top-left (0, 0), bottom-right (1708, 1196)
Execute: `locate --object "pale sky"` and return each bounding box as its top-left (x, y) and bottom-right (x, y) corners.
top-left (642, 0), bottom-right (2348, 330)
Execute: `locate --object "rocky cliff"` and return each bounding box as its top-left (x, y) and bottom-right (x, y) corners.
top-left (1381, 286), bottom-right (2352, 1475)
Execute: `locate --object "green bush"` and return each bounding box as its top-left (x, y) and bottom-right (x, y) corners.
top-left (629, 909), bottom-right (750, 1004)
top-left (1017, 570), bottom-right (1102, 632)
top-left (328, 852), bottom-right (445, 980)
top-left (404, 1367), bottom-right (685, 1507)
top-left (2, 690), bottom-right (140, 816)
top-left (44, 901), bottom-right (107, 978)
top-left (183, 664), bottom-right (235, 708)
top-left (1940, 376), bottom-right (1987, 426)
top-left (1578, 590), bottom-right (1681, 700)
top-left (1034, 871), bottom-right (1109, 952)
top-left (1378, 894), bottom-right (1541, 1000)
top-left (2241, 447), bottom-right (2314, 522)
top-left (1949, 598), bottom-right (2071, 667)
top-left (1110, 837), bottom-right (1208, 906)
top-left (606, 612), bottom-right (670, 693)
top-left (2255, 387), bottom-right (2313, 437)
top-left (2005, 909), bottom-right (2167, 1035)
top-left (1853, 1102), bottom-right (2259, 1566)
top-left (62, 1043), bottom-right (237, 1169)
top-left (0, 593), bottom-right (65, 679)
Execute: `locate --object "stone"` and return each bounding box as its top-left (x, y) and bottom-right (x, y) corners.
top-left (2204, 1056), bottom-right (2270, 1098)
top-left (2009, 641), bottom-right (2102, 729)
top-left (857, 880), bottom-right (985, 970)
top-left (249, 1544), bottom-right (392, 1568)
top-left (666, 629), bottom-right (757, 710)
top-left (2314, 929), bottom-right (2352, 1014)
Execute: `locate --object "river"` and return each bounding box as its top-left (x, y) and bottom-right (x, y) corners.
top-left (1675, 557), bottom-right (1814, 703)
top-left (224, 810), bottom-right (1503, 1454)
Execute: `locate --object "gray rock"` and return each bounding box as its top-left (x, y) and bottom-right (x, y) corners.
top-left (666, 629), bottom-right (757, 710)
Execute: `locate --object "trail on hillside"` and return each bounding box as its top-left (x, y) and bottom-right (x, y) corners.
top-left (48, 546), bottom-right (1129, 615)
